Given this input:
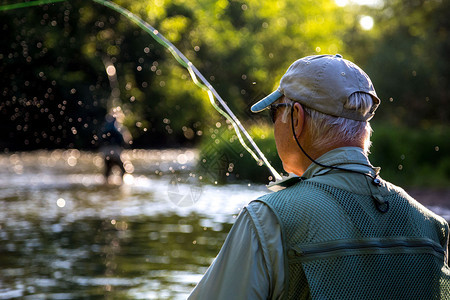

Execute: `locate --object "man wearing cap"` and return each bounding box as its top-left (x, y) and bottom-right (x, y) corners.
top-left (189, 55), bottom-right (449, 299)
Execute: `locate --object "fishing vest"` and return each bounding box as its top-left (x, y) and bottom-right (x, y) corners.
top-left (257, 178), bottom-right (450, 299)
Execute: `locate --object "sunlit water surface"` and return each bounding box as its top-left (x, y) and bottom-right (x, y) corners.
top-left (0, 149), bottom-right (267, 299)
top-left (0, 150), bottom-right (449, 299)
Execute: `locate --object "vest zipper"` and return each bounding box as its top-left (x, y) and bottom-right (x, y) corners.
top-left (291, 238), bottom-right (445, 258)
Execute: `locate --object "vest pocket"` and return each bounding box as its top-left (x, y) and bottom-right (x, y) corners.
top-left (286, 237), bottom-right (448, 299)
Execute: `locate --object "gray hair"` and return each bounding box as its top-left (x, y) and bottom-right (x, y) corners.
top-left (281, 92), bottom-right (374, 155)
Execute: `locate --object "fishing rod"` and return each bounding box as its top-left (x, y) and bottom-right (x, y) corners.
top-left (0, 0), bottom-right (282, 181)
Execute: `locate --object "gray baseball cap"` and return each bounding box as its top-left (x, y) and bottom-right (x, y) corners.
top-left (251, 54), bottom-right (380, 121)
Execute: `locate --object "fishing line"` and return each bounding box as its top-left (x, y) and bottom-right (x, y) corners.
top-left (1, 0), bottom-right (282, 181)
top-left (0, 0), bottom-right (66, 11)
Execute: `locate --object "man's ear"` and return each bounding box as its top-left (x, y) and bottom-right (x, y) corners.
top-left (292, 102), bottom-right (304, 139)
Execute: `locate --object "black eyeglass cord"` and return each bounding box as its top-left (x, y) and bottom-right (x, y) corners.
top-left (289, 107), bottom-right (382, 187)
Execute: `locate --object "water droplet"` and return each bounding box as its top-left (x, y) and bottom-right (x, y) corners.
top-left (56, 198), bottom-right (66, 208)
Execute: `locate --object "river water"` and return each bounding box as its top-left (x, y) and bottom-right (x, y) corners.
top-left (0, 149), bottom-right (449, 299)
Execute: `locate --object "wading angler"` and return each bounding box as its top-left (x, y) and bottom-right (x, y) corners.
top-left (189, 54), bottom-right (450, 299)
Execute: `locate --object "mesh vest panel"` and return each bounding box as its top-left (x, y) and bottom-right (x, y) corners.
top-left (258, 180), bottom-right (450, 300)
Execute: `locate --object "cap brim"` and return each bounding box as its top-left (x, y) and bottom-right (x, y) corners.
top-left (250, 90), bottom-right (283, 113)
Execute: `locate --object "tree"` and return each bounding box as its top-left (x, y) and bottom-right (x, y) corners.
top-left (1, 0), bottom-right (350, 150)
top-left (345, 0), bottom-right (450, 127)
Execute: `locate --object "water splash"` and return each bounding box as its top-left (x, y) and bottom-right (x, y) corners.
top-left (1, 0), bottom-right (282, 181)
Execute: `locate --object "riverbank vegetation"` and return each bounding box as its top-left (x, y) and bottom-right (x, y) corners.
top-left (199, 122), bottom-right (450, 187)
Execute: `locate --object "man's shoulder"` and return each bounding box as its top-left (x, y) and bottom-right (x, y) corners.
top-left (256, 179), bottom-right (335, 211)
top-left (264, 177), bottom-right (337, 194)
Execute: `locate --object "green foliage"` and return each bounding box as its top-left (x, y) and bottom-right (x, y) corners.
top-left (198, 122), bottom-right (450, 187)
top-left (370, 124), bottom-right (450, 188)
top-left (346, 0), bottom-right (450, 127)
top-left (0, 0), bottom-right (350, 150)
top-left (197, 122), bottom-right (282, 184)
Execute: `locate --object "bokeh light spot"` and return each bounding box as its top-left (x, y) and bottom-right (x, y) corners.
top-left (360, 16), bottom-right (374, 30)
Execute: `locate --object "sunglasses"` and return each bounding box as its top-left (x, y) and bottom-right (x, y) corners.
top-left (269, 103), bottom-right (292, 123)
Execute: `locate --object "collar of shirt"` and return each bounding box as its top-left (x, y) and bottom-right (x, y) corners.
top-left (302, 146), bottom-right (380, 179)
top-left (267, 147), bottom-right (380, 192)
